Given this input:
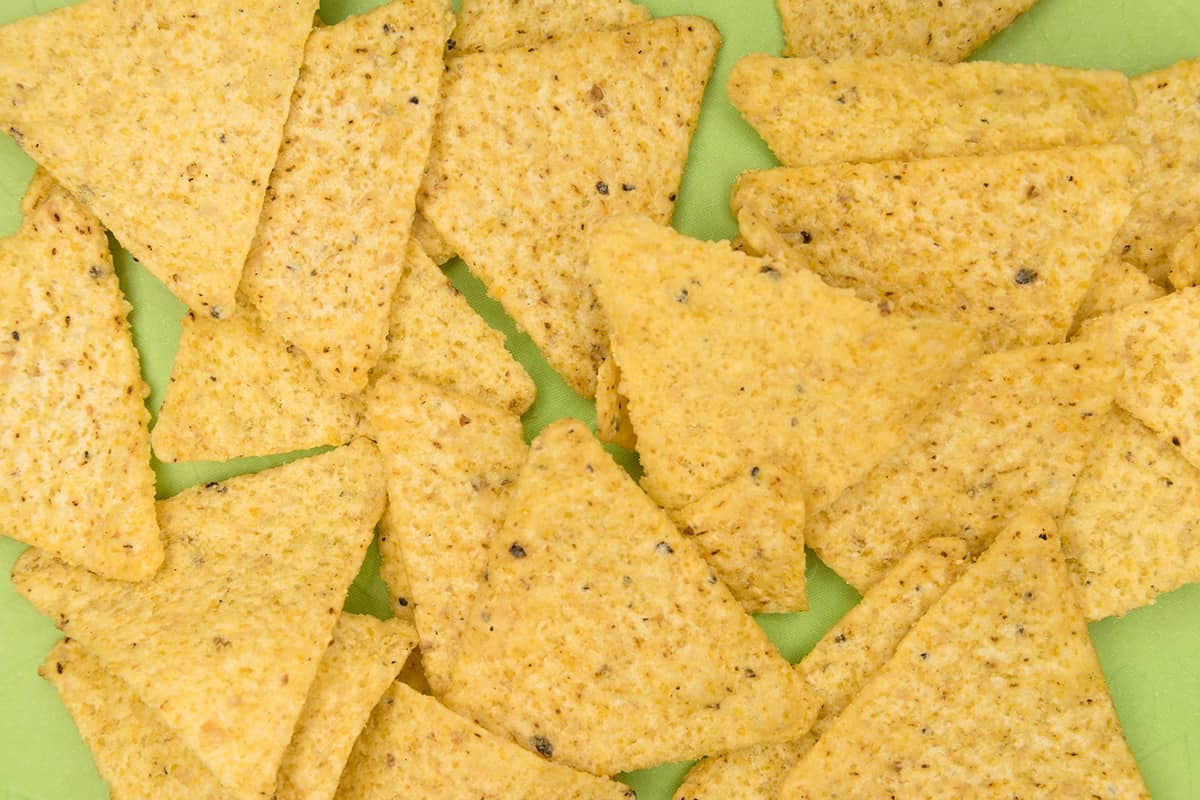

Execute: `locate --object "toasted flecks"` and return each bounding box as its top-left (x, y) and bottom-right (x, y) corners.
top-left (595, 355), bottom-right (636, 449)
top-left (588, 216), bottom-right (983, 517)
top-left (368, 376), bottom-right (527, 696)
top-left (0, 171), bottom-right (159, 580)
top-left (1169, 224), bottom-right (1200, 289)
top-left (674, 538), bottom-right (970, 800)
top-left (276, 615), bottom-right (417, 800)
top-left (418, 19), bottom-right (720, 396)
top-left (0, 0), bottom-right (318, 315)
top-left (779, 512), bottom-right (1150, 800)
top-left (809, 341), bottom-right (1118, 592)
top-left (735, 146), bottom-right (1136, 352)
top-left (453, 0), bottom-right (650, 53)
top-left (11, 441), bottom-right (386, 800)
top-left (375, 243), bottom-right (534, 415)
top-left (1070, 254), bottom-right (1166, 337)
top-left (151, 300), bottom-right (366, 463)
top-left (334, 682), bottom-right (635, 800)
top-left (241, 0), bottom-right (454, 395)
top-left (446, 421), bottom-right (821, 774)
top-left (1114, 57), bottom-right (1200, 283)
top-left (728, 55), bottom-right (1134, 167)
top-left (775, 0), bottom-right (1037, 61)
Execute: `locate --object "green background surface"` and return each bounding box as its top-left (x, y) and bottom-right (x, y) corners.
top-left (1, 0), bottom-right (1199, 798)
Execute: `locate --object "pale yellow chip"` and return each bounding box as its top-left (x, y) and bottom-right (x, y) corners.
top-left (674, 538), bottom-right (970, 800)
top-left (728, 54), bottom-right (1135, 167)
top-left (334, 682), bottom-right (636, 800)
top-left (809, 340), bottom-right (1118, 592)
top-left (241, 1), bottom-right (454, 395)
top-left (777, 0), bottom-right (1036, 61)
top-left (779, 511), bottom-right (1150, 800)
top-left (734, 145), bottom-right (1138, 353)
top-left (410, 212), bottom-right (455, 265)
top-left (595, 355), bottom-right (636, 449)
top-left (374, 243), bottom-right (535, 415)
top-left (1069, 253), bottom-right (1166, 337)
top-left (1113, 57), bottom-right (1200, 283)
top-left (151, 300), bottom-right (365, 463)
top-left (445, 420), bottom-right (821, 775)
top-left (588, 216), bottom-right (983, 517)
top-left (11, 440), bottom-right (385, 800)
top-left (0, 0), bottom-right (317, 317)
top-left (670, 463), bottom-right (808, 613)
top-left (277, 614), bottom-right (417, 800)
top-left (418, 19), bottom-right (720, 396)
top-left (368, 375), bottom-right (527, 696)
top-left (453, 0), bottom-right (650, 53)
top-left (0, 171), bottom-right (159, 581)
top-left (1168, 223), bottom-right (1200, 289)
top-left (374, 508), bottom-right (415, 625)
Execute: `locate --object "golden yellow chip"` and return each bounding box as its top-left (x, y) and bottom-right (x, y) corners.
top-left (453, 0), bottom-right (650, 53)
top-left (1069, 254), bottom-right (1166, 337)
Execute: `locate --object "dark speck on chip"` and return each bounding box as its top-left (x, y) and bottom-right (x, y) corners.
top-left (509, 543), bottom-right (527, 558)
top-left (759, 265), bottom-right (780, 279)
top-left (596, 181), bottom-right (610, 195)
top-left (1014, 268), bottom-right (1037, 285)
top-left (675, 288), bottom-right (689, 303)
top-left (655, 541), bottom-right (674, 555)
top-left (532, 735), bottom-right (554, 758)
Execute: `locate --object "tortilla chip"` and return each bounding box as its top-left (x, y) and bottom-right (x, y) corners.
top-left (595, 355), bottom-right (636, 449)
top-left (674, 538), bottom-right (970, 800)
top-left (1168, 223), bottom-right (1200, 289)
top-left (670, 463), bottom-right (808, 613)
top-left (728, 54), bottom-right (1135, 167)
top-left (418, 19), bottom-right (720, 396)
top-left (1113, 57), bottom-right (1200, 283)
top-left (241, 1), bottom-right (454, 395)
top-left (445, 420), bottom-right (821, 774)
top-left (368, 375), bottom-right (527, 696)
top-left (453, 0), bottom-right (650, 53)
top-left (779, 512), bottom-right (1150, 799)
top-left (374, 509), bottom-right (415, 625)
top-left (410, 212), bottom-right (455, 265)
top-left (277, 614), bottom-right (417, 800)
top-left (151, 300), bottom-right (365, 463)
top-left (776, 0), bottom-right (1037, 61)
top-left (588, 216), bottom-right (983, 518)
top-left (374, 243), bottom-right (535, 415)
top-left (11, 440), bottom-right (385, 800)
top-left (733, 145), bottom-right (1138, 352)
top-left (334, 682), bottom-right (635, 800)
top-left (809, 340), bottom-right (1118, 592)
top-left (1070, 254), bottom-right (1166, 336)
top-left (0, 170), bottom-right (159, 580)
top-left (0, 0), bottom-right (317, 316)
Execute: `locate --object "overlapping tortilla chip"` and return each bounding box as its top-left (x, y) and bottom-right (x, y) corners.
top-left (418, 19), bottom-right (720, 395)
top-left (241, 0), bottom-right (454, 394)
top-left (453, 0), bottom-right (650, 53)
top-left (277, 614), bottom-right (417, 800)
top-left (368, 375), bottom-right (527, 695)
top-left (373, 509), bottom-right (415, 625)
top-left (445, 421), bottom-right (821, 774)
top-left (776, 0), bottom-right (1037, 61)
top-left (595, 356), bottom-right (636, 449)
top-left (410, 212), bottom-right (455, 265)
top-left (11, 440), bottom-right (385, 800)
top-left (1169, 224), bottom-right (1200, 289)
top-left (727, 55), bottom-right (1134, 167)
top-left (151, 300), bottom-right (365, 463)
top-left (779, 512), bottom-right (1150, 799)
top-left (334, 682), bottom-right (635, 800)
top-left (0, 171), bottom-right (159, 580)
top-left (0, 0), bottom-right (317, 316)
top-left (809, 341), bottom-right (1118, 592)
top-left (1070, 254), bottom-right (1166, 336)
top-left (734, 146), bottom-right (1137, 352)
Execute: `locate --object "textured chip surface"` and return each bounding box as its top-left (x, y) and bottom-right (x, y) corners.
top-left (1169, 223), bottom-right (1200, 289)
top-left (453, 0), bottom-right (650, 53)
top-left (1070, 254), bottom-right (1166, 336)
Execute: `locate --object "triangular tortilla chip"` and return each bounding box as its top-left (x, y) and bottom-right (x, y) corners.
top-left (674, 538), bottom-right (970, 800)
top-left (809, 340), bottom-right (1118, 592)
top-left (734, 145), bottom-right (1138, 352)
top-left (41, 640), bottom-right (236, 800)
top-left (11, 440), bottom-right (385, 800)
top-left (1113, 57), bottom-right (1200, 283)
top-left (452, 0), bottom-right (650, 53)
top-left (727, 54), bottom-right (1135, 167)
top-left (588, 216), bottom-right (983, 517)
top-left (1169, 223), bottom-right (1200, 289)
top-left (779, 512), bottom-right (1150, 800)
top-left (0, 0), bottom-right (317, 316)
top-left (368, 375), bottom-right (527, 696)
top-left (277, 614), bottom-right (417, 800)
top-left (595, 355), bottom-right (637, 450)
top-left (334, 682), bottom-right (636, 800)
top-left (410, 212), bottom-right (455, 265)
top-left (1062, 410), bottom-right (1200, 621)
top-left (151, 300), bottom-right (365, 463)
top-left (240, 1), bottom-right (454, 395)
top-left (1070, 254), bottom-right (1166, 337)
top-left (418, 19), bottom-right (720, 396)
top-left (0, 171), bottom-right (159, 580)
top-left (374, 243), bottom-right (535, 415)
top-left (776, 0), bottom-right (1037, 61)
top-left (374, 508), bottom-right (416, 625)
top-left (445, 421), bottom-right (821, 774)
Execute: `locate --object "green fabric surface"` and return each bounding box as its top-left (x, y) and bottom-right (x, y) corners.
top-left (0, 0), bottom-right (1198, 798)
